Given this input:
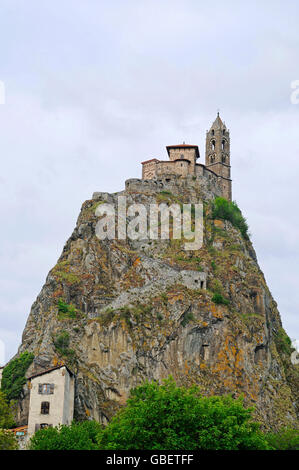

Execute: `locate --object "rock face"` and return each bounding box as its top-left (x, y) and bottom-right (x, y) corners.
top-left (18, 175), bottom-right (298, 429)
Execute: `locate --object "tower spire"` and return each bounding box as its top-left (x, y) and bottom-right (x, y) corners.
top-left (205, 114), bottom-right (232, 201)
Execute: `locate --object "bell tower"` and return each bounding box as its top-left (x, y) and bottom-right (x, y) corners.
top-left (205, 113), bottom-right (232, 201)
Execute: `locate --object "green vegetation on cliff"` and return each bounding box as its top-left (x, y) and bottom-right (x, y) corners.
top-left (1, 351), bottom-right (34, 401)
top-left (211, 197), bottom-right (249, 239)
top-left (53, 330), bottom-right (75, 362)
top-left (58, 299), bottom-right (78, 319)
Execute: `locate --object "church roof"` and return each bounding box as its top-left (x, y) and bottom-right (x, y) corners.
top-left (141, 158), bottom-right (159, 164)
top-left (210, 112), bottom-right (226, 130)
top-left (166, 144), bottom-right (200, 159)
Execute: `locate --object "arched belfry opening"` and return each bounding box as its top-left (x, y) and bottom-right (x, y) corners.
top-left (205, 113), bottom-right (232, 201)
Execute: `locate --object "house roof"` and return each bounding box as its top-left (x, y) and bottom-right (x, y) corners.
top-left (11, 425), bottom-right (28, 435)
top-left (27, 364), bottom-right (74, 380)
top-left (166, 144), bottom-right (200, 160)
top-left (141, 158), bottom-right (160, 165)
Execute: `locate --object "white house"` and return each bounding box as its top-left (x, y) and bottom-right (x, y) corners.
top-left (27, 365), bottom-right (75, 436)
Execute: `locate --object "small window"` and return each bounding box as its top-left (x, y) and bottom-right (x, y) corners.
top-left (223, 129), bottom-right (225, 135)
top-left (211, 140), bottom-right (216, 150)
top-left (40, 423), bottom-right (52, 429)
top-left (211, 129), bottom-right (215, 135)
top-left (41, 401), bottom-right (50, 415)
top-left (222, 140), bottom-right (225, 150)
top-left (38, 383), bottom-right (54, 395)
top-left (180, 154), bottom-right (184, 159)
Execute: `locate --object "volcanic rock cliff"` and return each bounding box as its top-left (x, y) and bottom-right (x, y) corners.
top-left (17, 175), bottom-right (298, 429)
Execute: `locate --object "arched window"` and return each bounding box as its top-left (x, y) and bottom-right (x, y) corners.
top-left (223, 129), bottom-right (225, 135)
top-left (211, 140), bottom-right (216, 151)
top-left (180, 154), bottom-right (184, 159)
top-left (222, 140), bottom-right (225, 150)
top-left (222, 155), bottom-right (226, 163)
top-left (211, 129), bottom-right (215, 136)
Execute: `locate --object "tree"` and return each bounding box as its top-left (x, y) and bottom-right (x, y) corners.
top-left (265, 427), bottom-right (299, 450)
top-left (29, 420), bottom-right (102, 450)
top-left (0, 391), bottom-right (15, 429)
top-left (1, 351), bottom-right (34, 401)
top-left (98, 377), bottom-right (270, 450)
top-left (0, 391), bottom-right (18, 450)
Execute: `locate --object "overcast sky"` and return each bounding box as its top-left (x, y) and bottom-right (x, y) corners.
top-left (0, 0), bottom-right (298, 363)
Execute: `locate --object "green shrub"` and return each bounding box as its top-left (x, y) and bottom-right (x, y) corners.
top-left (29, 421), bottom-right (102, 450)
top-left (58, 299), bottom-right (77, 319)
top-left (1, 351), bottom-right (34, 401)
top-left (98, 377), bottom-right (270, 450)
top-left (53, 331), bottom-right (75, 360)
top-left (0, 429), bottom-right (18, 450)
top-left (265, 427), bottom-right (299, 450)
top-left (212, 293), bottom-right (230, 305)
top-left (54, 331), bottom-right (70, 350)
top-left (275, 328), bottom-right (293, 355)
top-left (181, 311), bottom-right (195, 327)
top-left (212, 197), bottom-right (249, 239)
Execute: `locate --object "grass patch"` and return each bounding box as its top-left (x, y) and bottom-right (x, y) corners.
top-left (99, 303), bottom-right (153, 328)
top-left (53, 261), bottom-right (80, 285)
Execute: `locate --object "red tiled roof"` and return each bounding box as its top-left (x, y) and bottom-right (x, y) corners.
top-left (11, 426), bottom-right (28, 435)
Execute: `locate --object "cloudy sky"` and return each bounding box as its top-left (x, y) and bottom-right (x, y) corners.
top-left (0, 0), bottom-right (298, 363)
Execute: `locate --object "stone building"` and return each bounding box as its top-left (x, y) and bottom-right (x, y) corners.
top-left (27, 365), bottom-right (75, 436)
top-left (141, 113), bottom-right (232, 201)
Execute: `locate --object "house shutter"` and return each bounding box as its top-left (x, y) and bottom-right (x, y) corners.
top-left (35, 424), bottom-right (40, 432)
top-left (38, 384), bottom-right (42, 394)
top-left (50, 384), bottom-right (54, 394)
